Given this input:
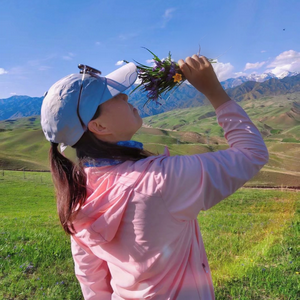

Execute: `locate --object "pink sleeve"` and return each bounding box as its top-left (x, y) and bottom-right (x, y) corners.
top-left (155, 100), bottom-right (269, 220)
top-left (71, 236), bottom-right (112, 300)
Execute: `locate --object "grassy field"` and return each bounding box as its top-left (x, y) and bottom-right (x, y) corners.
top-left (0, 171), bottom-right (299, 299)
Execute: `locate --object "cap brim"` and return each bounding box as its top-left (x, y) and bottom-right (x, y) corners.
top-left (79, 62), bottom-right (137, 126)
top-left (105, 62), bottom-right (137, 97)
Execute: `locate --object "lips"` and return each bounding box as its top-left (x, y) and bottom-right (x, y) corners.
top-left (130, 103), bottom-right (137, 111)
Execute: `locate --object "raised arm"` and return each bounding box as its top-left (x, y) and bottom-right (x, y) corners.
top-left (152, 55), bottom-right (269, 221)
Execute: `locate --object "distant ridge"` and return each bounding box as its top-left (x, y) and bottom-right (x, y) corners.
top-left (0, 95), bottom-right (43, 121)
top-left (0, 74), bottom-right (300, 120)
top-left (226, 74), bottom-right (300, 102)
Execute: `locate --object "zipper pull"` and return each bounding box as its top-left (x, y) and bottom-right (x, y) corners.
top-left (202, 263), bottom-right (209, 273)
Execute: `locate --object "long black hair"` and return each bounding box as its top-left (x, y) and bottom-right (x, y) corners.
top-left (49, 105), bottom-right (155, 234)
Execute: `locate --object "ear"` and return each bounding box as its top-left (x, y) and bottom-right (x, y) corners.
top-left (87, 119), bottom-right (111, 136)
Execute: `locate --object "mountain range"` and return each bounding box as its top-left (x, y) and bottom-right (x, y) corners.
top-left (220, 71), bottom-right (299, 89)
top-left (1, 73), bottom-right (300, 120)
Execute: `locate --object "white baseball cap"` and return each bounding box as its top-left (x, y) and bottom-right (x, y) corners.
top-left (41, 62), bottom-right (137, 147)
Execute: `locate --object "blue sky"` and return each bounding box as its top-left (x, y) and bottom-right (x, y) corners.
top-left (0, 0), bottom-right (299, 98)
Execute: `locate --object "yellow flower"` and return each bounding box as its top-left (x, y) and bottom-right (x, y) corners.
top-left (173, 73), bottom-right (182, 83)
top-left (296, 272), bottom-right (299, 275)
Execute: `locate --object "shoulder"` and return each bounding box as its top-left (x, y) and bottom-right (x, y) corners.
top-left (118, 146), bottom-right (171, 175)
top-left (83, 153), bottom-right (167, 189)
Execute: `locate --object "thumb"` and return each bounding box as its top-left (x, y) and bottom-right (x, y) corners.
top-left (178, 59), bottom-right (191, 78)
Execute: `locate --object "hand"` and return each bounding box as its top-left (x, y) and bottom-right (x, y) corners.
top-left (178, 55), bottom-right (231, 109)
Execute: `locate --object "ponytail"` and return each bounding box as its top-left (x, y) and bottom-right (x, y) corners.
top-left (49, 135), bottom-right (155, 235)
top-left (49, 142), bottom-right (87, 235)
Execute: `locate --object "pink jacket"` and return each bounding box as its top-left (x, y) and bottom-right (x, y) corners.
top-left (71, 100), bottom-right (269, 300)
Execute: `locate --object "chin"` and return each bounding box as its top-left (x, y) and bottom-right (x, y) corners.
top-left (138, 115), bottom-right (143, 125)
top-left (138, 120), bottom-right (143, 129)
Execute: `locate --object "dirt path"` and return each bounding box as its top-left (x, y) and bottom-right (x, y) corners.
top-left (261, 167), bottom-right (300, 176)
top-left (242, 186), bottom-right (300, 192)
top-left (268, 151), bottom-right (298, 160)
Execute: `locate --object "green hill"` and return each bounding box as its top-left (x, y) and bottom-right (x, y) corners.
top-left (0, 96), bottom-right (299, 187)
top-left (143, 94), bottom-right (300, 139)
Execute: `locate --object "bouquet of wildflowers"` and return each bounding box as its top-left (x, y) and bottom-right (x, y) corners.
top-left (125, 48), bottom-right (216, 106)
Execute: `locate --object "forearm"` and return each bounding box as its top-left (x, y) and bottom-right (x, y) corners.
top-left (204, 86), bottom-right (231, 110)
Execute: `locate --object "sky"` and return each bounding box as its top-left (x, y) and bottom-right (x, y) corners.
top-left (0, 0), bottom-right (299, 99)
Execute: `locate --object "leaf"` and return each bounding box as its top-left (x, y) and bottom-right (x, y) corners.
top-left (142, 47), bottom-right (161, 62)
top-left (134, 59), bottom-right (152, 69)
top-left (129, 84), bottom-right (142, 95)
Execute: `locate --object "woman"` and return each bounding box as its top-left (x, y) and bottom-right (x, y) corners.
top-left (41, 55), bottom-right (269, 299)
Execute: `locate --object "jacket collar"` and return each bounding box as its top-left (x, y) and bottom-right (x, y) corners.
top-left (84, 140), bottom-right (144, 167)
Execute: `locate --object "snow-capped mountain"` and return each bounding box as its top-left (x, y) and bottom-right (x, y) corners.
top-left (247, 72), bottom-right (276, 82)
top-left (221, 71), bottom-right (300, 89)
top-left (276, 71), bottom-right (300, 79)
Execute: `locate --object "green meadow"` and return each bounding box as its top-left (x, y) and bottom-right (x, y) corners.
top-left (0, 171), bottom-right (299, 299)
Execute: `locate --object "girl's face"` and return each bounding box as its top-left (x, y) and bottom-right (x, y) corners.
top-left (88, 93), bottom-right (143, 143)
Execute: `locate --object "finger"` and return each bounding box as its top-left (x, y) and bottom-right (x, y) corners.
top-left (192, 54), bottom-right (208, 68)
top-left (199, 55), bottom-right (211, 66)
top-left (186, 56), bottom-right (199, 69)
top-left (178, 59), bottom-right (191, 77)
top-left (192, 54), bottom-right (202, 63)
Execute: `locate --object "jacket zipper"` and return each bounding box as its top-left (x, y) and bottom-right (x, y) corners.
top-left (202, 263), bottom-right (209, 273)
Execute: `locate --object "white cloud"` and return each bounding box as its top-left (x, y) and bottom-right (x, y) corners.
top-left (145, 59), bottom-right (155, 67)
top-left (118, 33), bottom-right (138, 41)
top-left (8, 66), bottom-right (27, 76)
top-left (26, 54), bottom-right (56, 71)
top-left (244, 61), bottom-right (266, 71)
top-left (95, 41), bottom-right (101, 46)
top-left (265, 50), bottom-right (300, 76)
top-left (39, 66), bottom-right (51, 71)
top-left (1, 55), bottom-right (55, 81)
top-left (62, 56), bottom-right (72, 60)
top-left (162, 8), bottom-right (176, 28)
top-left (115, 60), bottom-right (125, 66)
top-left (234, 71), bottom-right (248, 77)
top-left (164, 8), bottom-right (175, 19)
top-left (212, 61), bottom-right (235, 82)
top-left (0, 68), bottom-right (8, 75)
top-left (62, 52), bottom-right (75, 60)
top-left (10, 92), bottom-right (17, 95)
top-left (261, 50), bottom-right (267, 53)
